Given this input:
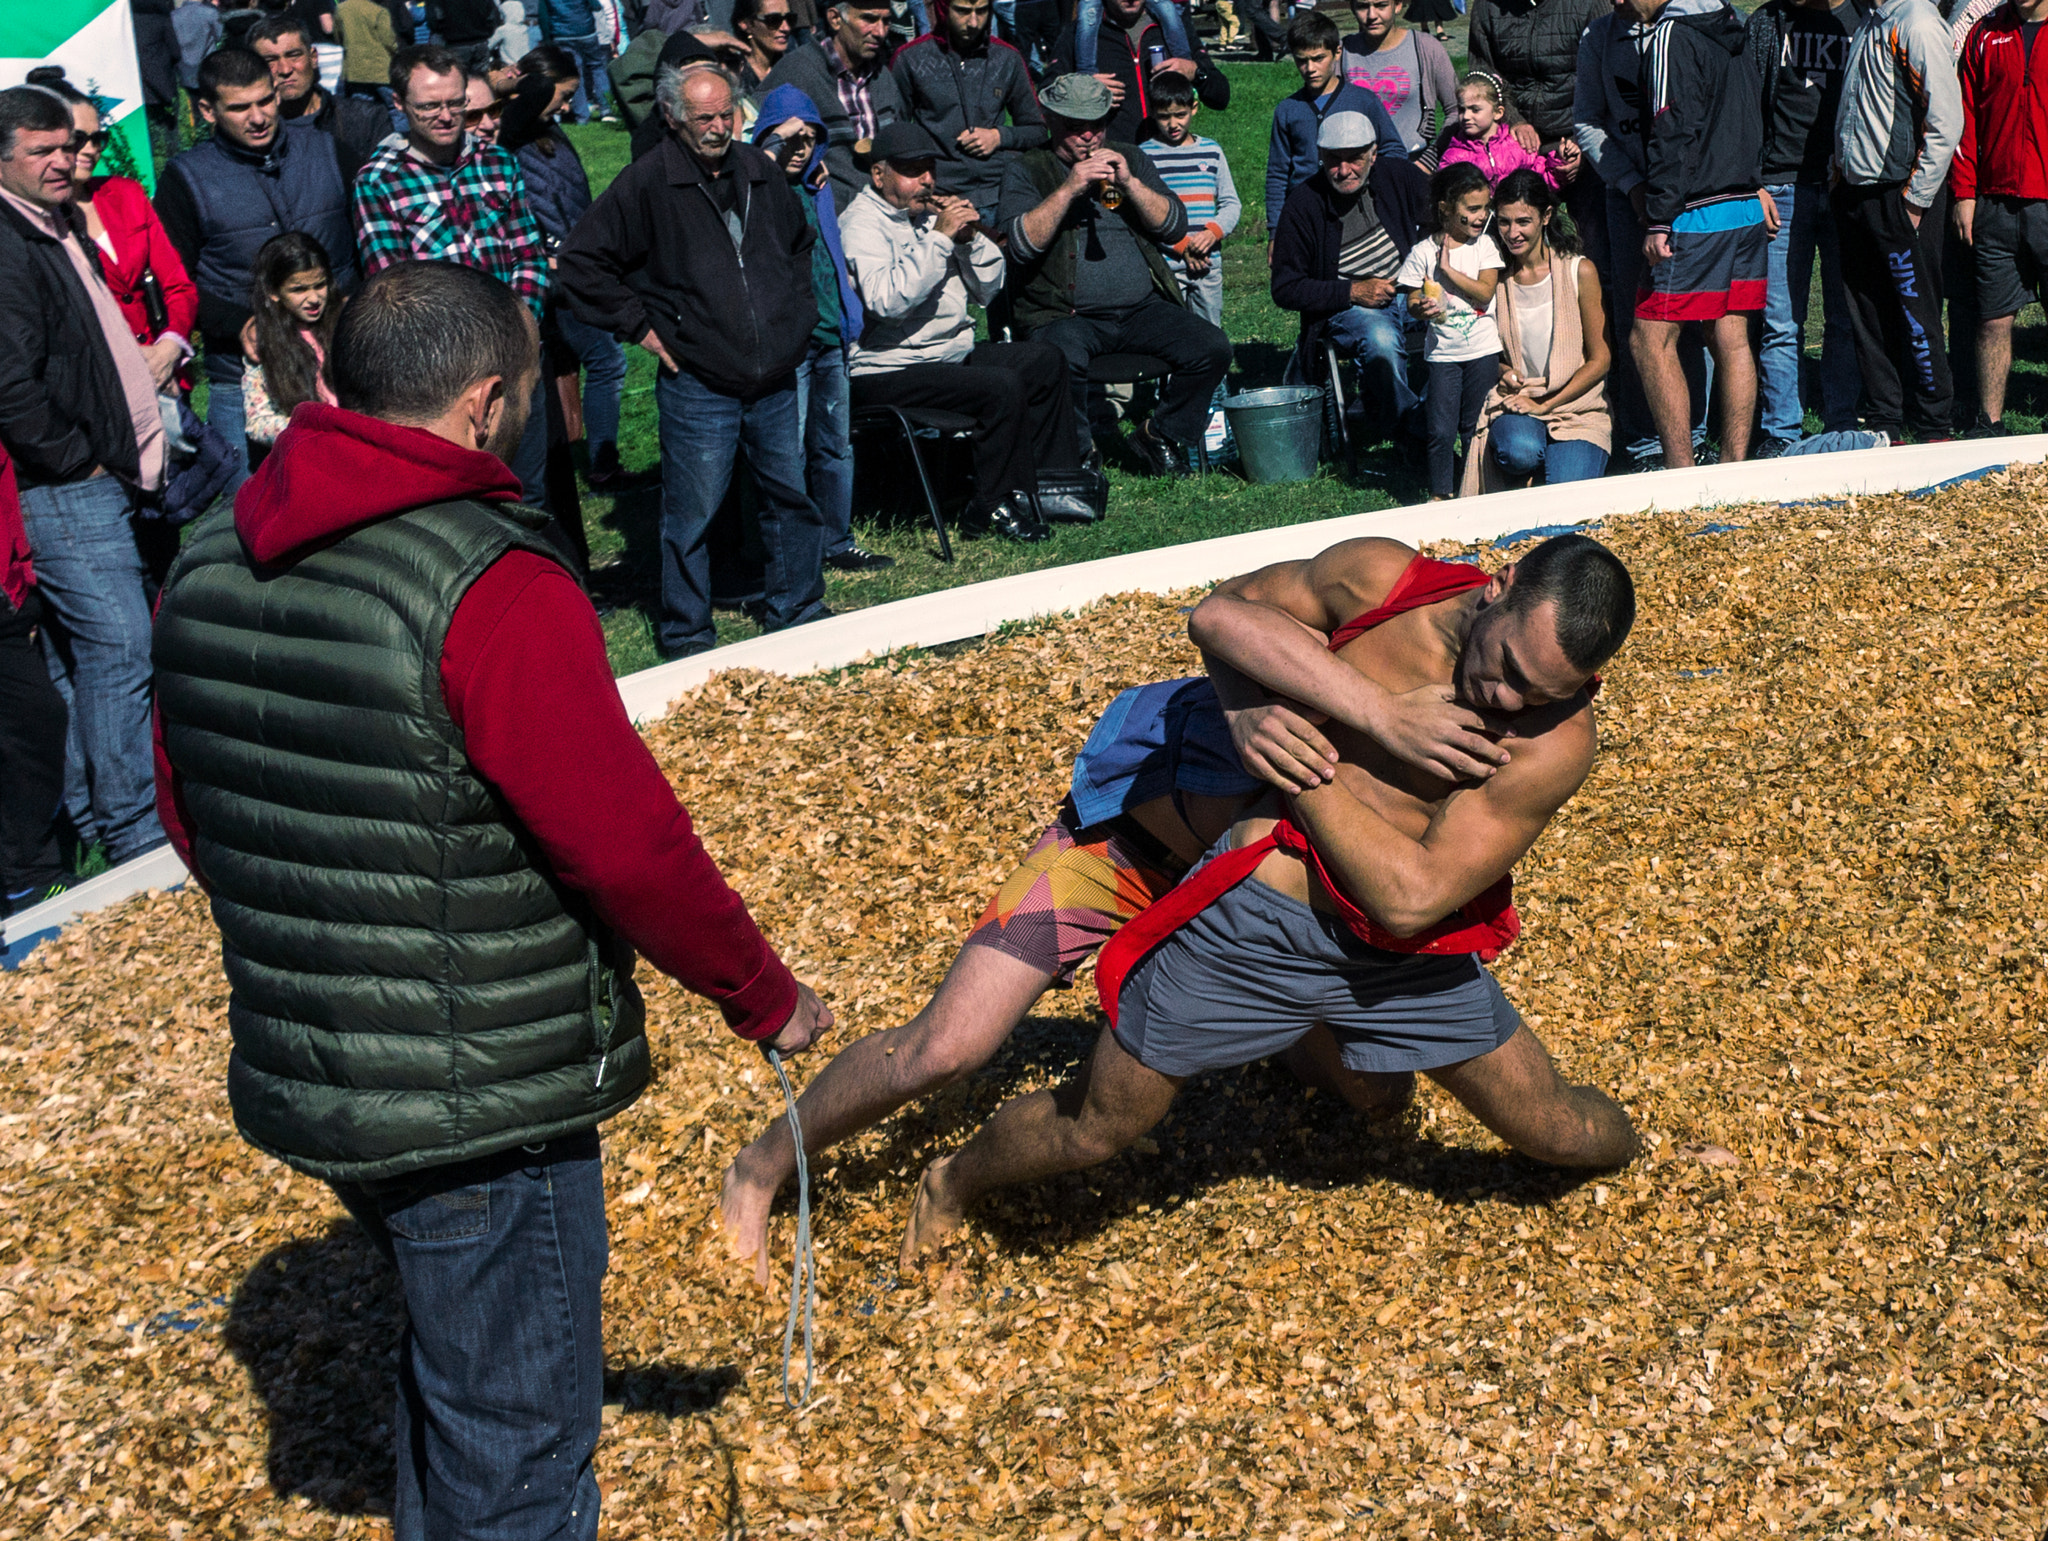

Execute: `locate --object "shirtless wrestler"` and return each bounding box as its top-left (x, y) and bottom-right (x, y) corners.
top-left (718, 540), bottom-right (1521, 1285)
top-left (898, 532), bottom-right (1643, 1261)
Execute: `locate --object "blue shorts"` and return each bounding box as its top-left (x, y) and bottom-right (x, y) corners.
top-left (1112, 854), bottom-right (1522, 1078)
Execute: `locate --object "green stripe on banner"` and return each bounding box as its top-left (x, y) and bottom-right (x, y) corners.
top-left (3, 0), bottom-right (154, 191)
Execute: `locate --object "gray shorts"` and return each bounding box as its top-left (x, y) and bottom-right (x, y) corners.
top-left (1974, 195), bottom-right (2048, 320)
top-left (1112, 859), bottom-right (1522, 1078)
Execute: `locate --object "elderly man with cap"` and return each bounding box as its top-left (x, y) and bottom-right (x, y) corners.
top-left (842, 122), bottom-right (1092, 541)
top-left (1270, 109), bottom-right (1430, 437)
top-left (996, 73), bottom-right (1232, 477)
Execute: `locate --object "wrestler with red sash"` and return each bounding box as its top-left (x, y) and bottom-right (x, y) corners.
top-left (718, 538), bottom-right (1522, 1285)
top-left (898, 532), bottom-right (1642, 1262)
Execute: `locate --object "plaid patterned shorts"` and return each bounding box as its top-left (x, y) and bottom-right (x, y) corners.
top-left (964, 802), bottom-right (1190, 987)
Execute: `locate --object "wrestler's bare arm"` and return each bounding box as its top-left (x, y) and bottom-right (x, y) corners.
top-left (1288, 705), bottom-right (1595, 937)
top-left (1191, 539), bottom-right (1510, 785)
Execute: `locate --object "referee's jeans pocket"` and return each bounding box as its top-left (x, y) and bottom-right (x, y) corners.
top-left (382, 1181), bottom-right (491, 1244)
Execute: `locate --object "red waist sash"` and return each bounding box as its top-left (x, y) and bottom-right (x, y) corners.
top-left (1095, 553), bottom-right (1519, 1025)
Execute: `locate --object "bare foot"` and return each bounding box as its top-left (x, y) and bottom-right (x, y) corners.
top-left (898, 1155), bottom-right (968, 1269)
top-left (717, 1152), bottom-right (778, 1291)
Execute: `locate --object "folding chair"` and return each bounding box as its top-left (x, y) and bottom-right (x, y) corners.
top-left (848, 403), bottom-right (977, 563)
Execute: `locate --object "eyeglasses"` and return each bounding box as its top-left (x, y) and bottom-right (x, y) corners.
top-left (409, 99), bottom-right (467, 120)
top-left (67, 130), bottom-right (111, 151)
top-left (464, 103), bottom-right (504, 125)
top-left (757, 11), bottom-right (795, 25)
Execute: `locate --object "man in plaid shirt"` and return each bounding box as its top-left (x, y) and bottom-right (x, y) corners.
top-left (353, 45), bottom-right (559, 518)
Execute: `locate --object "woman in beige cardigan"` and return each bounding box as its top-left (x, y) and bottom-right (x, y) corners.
top-left (1460, 168), bottom-right (1613, 496)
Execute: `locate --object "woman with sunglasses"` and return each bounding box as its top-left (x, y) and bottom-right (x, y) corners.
top-left (734, 0), bottom-right (800, 91)
top-left (24, 68), bottom-right (195, 397)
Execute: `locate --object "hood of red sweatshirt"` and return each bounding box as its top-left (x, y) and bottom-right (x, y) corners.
top-left (234, 403), bottom-right (522, 566)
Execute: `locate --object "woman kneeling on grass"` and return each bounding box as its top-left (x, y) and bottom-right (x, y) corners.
top-left (1460, 168), bottom-right (1613, 494)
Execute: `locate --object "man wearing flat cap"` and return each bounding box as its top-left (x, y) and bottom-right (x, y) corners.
top-left (1270, 109), bottom-right (1430, 437)
top-left (996, 73), bottom-right (1233, 477)
top-left (843, 122), bottom-right (1088, 541)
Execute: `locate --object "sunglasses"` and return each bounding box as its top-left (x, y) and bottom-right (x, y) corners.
top-left (756, 11), bottom-right (795, 24)
top-left (68, 130), bottom-right (111, 152)
top-left (464, 103), bottom-right (504, 125)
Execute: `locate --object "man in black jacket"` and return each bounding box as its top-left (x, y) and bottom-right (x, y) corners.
top-left (560, 65), bottom-right (829, 658)
top-left (1269, 112), bottom-right (1429, 440)
top-left (891, 0), bottom-right (1047, 224)
top-left (155, 47), bottom-right (360, 486)
top-left (250, 11), bottom-right (394, 185)
top-left (1048, 0), bottom-right (1229, 145)
top-left (0, 89), bottom-right (169, 869)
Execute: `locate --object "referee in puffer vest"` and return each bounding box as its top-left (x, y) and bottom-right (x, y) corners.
top-left (151, 259), bottom-right (832, 1541)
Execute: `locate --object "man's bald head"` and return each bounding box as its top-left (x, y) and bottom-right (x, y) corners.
top-left (658, 63), bottom-right (740, 162)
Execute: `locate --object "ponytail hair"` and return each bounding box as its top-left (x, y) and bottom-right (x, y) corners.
top-left (1494, 167), bottom-right (1581, 256)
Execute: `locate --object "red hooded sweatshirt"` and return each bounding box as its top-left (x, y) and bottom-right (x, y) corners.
top-left (153, 405), bottom-right (799, 1041)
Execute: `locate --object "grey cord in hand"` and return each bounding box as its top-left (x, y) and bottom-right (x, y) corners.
top-left (765, 1047), bottom-right (815, 1411)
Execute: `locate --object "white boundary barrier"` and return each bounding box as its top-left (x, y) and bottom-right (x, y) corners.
top-left (7, 434), bottom-right (2043, 968)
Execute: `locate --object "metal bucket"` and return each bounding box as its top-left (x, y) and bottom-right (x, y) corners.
top-left (1222, 386), bottom-right (1323, 484)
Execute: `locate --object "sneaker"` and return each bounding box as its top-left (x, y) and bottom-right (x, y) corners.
top-left (1964, 413), bottom-right (2010, 439)
top-left (825, 544), bottom-right (896, 572)
top-left (6, 877), bottom-right (74, 917)
top-left (1751, 437), bottom-right (1796, 460)
top-left (1693, 441), bottom-right (1721, 467)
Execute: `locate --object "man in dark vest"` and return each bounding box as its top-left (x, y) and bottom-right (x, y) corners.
top-left (151, 260), bottom-right (832, 1540)
top-left (154, 46), bottom-right (360, 490)
top-left (996, 73), bottom-right (1233, 476)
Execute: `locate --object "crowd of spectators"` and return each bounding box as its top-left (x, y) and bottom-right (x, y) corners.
top-left (2, 0), bottom-right (2044, 916)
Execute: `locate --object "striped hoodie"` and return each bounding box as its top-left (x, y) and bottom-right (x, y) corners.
top-left (1833, 0), bottom-right (1963, 205)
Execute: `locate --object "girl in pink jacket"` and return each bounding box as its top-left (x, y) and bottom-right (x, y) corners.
top-left (1436, 72), bottom-right (1563, 190)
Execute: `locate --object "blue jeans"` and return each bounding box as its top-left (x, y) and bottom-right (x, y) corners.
top-left (795, 340), bottom-right (856, 559)
top-left (1072, 0), bottom-right (1190, 70)
top-left (552, 303), bottom-right (627, 452)
top-left (16, 476), bottom-right (167, 864)
top-left (1606, 186), bottom-right (1709, 457)
top-left (1760, 182), bottom-right (1859, 441)
top-left (1324, 303), bottom-right (1418, 428)
top-left (557, 33), bottom-right (612, 122)
top-left (654, 367), bottom-right (827, 655)
top-left (330, 1132), bottom-right (607, 1541)
top-left (1488, 412), bottom-right (1609, 483)
top-left (508, 372), bottom-right (550, 510)
top-left (204, 351), bottom-right (251, 495)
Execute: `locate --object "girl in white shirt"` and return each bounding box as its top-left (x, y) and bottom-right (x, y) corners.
top-left (1396, 162), bottom-right (1503, 499)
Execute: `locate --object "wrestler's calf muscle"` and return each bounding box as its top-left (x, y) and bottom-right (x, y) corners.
top-left (1428, 1026), bottom-right (1640, 1168)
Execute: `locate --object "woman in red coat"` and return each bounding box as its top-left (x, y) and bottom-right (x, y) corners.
top-left (30, 67), bottom-right (197, 390)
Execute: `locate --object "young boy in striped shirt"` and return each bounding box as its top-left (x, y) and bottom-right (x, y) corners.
top-left (1136, 73), bottom-right (1242, 325)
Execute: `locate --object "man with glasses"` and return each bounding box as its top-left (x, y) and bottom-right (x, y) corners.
top-left (353, 45), bottom-right (558, 520)
top-left (250, 12), bottom-right (392, 185)
top-left (764, 0), bottom-right (906, 212)
top-left (735, 0), bottom-right (800, 89)
top-left (156, 46), bottom-right (360, 485)
top-left (561, 66), bottom-right (831, 657)
top-left (893, 0), bottom-right (1047, 226)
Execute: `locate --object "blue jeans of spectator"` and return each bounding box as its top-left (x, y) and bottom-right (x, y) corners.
top-left (204, 351), bottom-right (251, 495)
top-left (1760, 182), bottom-right (1859, 441)
top-left (508, 372), bottom-right (551, 512)
top-left (1606, 186), bottom-right (1709, 457)
top-left (1072, 0), bottom-right (1190, 70)
top-left (557, 33), bottom-right (612, 122)
top-left (1324, 303), bottom-right (1418, 430)
top-left (552, 302), bottom-right (627, 453)
top-left (654, 366), bottom-right (827, 655)
top-left (795, 340), bottom-right (856, 559)
top-left (329, 1132), bottom-right (607, 1541)
top-left (1488, 412), bottom-right (1609, 484)
top-left (1424, 356), bottom-right (1495, 498)
top-left (16, 477), bottom-right (167, 865)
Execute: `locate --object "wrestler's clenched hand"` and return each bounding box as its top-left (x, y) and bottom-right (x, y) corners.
top-left (1226, 701), bottom-right (1340, 794)
top-left (760, 982), bottom-right (834, 1057)
top-left (1372, 684), bottom-right (1512, 782)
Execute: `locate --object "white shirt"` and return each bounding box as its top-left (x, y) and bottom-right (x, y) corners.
top-left (841, 186), bottom-right (1007, 376)
top-left (1396, 233), bottom-right (1505, 363)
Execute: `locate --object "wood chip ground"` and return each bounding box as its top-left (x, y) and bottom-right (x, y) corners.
top-left (5, 470), bottom-right (2048, 1539)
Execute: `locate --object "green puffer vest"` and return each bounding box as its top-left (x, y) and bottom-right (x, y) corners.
top-left (152, 498), bottom-right (650, 1184)
top-left (1008, 142), bottom-right (1185, 334)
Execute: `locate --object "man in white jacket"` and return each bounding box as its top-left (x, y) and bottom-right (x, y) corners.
top-left (842, 121), bottom-right (1086, 542)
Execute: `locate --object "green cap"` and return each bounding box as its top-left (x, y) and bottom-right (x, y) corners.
top-left (1038, 73), bottom-right (1116, 124)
